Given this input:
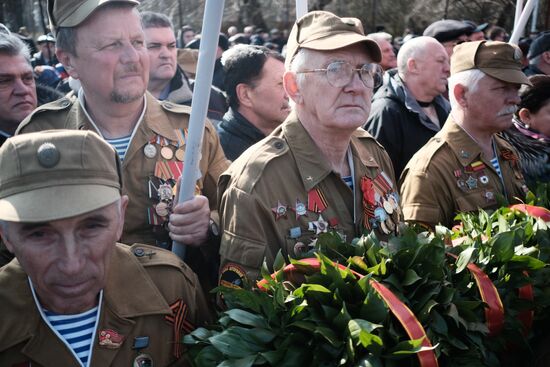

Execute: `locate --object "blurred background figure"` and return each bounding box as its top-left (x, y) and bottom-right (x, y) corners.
top-left (177, 24), bottom-right (195, 48)
top-left (524, 32), bottom-right (550, 76)
top-left (487, 25), bottom-right (508, 41)
top-left (32, 34), bottom-right (58, 67)
top-left (500, 75), bottom-right (550, 189)
top-left (423, 19), bottom-right (472, 56)
top-left (463, 20), bottom-right (488, 41)
top-left (367, 32), bottom-right (397, 71)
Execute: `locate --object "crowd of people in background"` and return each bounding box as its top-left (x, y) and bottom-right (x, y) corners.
top-left (0, 2), bottom-right (549, 365)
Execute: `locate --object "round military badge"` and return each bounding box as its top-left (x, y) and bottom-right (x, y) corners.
top-left (36, 142), bottom-right (60, 168)
top-left (160, 146), bottom-right (174, 160)
top-left (479, 175), bottom-right (489, 185)
top-left (155, 202), bottom-right (170, 217)
top-left (133, 353), bottom-right (153, 367)
top-left (175, 147), bottom-right (185, 161)
top-left (382, 199), bottom-right (394, 215)
top-left (379, 220), bottom-right (391, 235)
top-left (157, 184), bottom-right (173, 201)
top-left (294, 241), bottom-right (307, 256)
top-left (143, 143), bottom-right (157, 159)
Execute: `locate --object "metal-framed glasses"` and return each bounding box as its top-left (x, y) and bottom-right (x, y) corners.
top-left (296, 61), bottom-right (384, 89)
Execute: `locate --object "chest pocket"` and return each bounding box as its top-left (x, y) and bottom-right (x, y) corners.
top-left (455, 190), bottom-right (497, 213)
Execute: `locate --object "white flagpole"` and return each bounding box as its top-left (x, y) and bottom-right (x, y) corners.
top-left (296, 0), bottom-right (308, 19)
top-left (514, 0), bottom-right (524, 28)
top-left (510, 0), bottom-right (537, 45)
top-left (172, 0), bottom-right (225, 259)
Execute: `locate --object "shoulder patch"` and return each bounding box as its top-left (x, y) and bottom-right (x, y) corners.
top-left (231, 136), bottom-right (289, 193)
top-left (161, 100), bottom-right (192, 114)
top-left (16, 97), bottom-right (74, 134)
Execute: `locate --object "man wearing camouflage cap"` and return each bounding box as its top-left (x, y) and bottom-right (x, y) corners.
top-left (15, 0), bottom-right (229, 289)
top-left (0, 130), bottom-right (210, 366)
top-left (218, 11), bottom-right (401, 284)
top-left (400, 41), bottom-right (530, 229)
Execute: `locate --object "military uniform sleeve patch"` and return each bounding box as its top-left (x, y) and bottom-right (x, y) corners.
top-left (219, 263), bottom-right (247, 289)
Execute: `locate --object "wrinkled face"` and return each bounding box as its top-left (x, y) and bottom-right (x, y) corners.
top-left (524, 101), bottom-right (550, 137)
top-left (377, 39), bottom-right (396, 70)
top-left (1, 198), bottom-right (127, 314)
top-left (247, 57), bottom-right (289, 128)
top-left (144, 27), bottom-right (177, 85)
top-left (465, 75), bottom-right (521, 133)
top-left (295, 44), bottom-right (376, 132)
top-left (62, 6), bottom-right (149, 104)
top-left (415, 42), bottom-right (450, 96)
top-left (0, 53), bottom-right (37, 127)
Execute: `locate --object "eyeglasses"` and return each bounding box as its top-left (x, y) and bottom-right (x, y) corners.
top-left (296, 61), bottom-right (384, 89)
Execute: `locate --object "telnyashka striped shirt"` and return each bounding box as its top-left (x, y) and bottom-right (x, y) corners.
top-left (490, 157), bottom-right (502, 179)
top-left (44, 306), bottom-right (98, 366)
top-left (105, 135), bottom-right (131, 161)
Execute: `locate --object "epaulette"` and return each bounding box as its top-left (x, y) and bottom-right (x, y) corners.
top-left (408, 137), bottom-right (447, 173)
top-left (160, 100), bottom-right (192, 115)
top-left (16, 97), bottom-right (74, 133)
top-left (129, 243), bottom-right (197, 283)
top-left (233, 136), bottom-right (289, 193)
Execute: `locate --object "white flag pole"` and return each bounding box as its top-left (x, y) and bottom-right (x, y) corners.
top-left (172, 0), bottom-right (225, 259)
top-left (510, 0), bottom-right (537, 45)
top-left (514, 0), bottom-right (524, 28)
top-left (296, 0), bottom-right (308, 19)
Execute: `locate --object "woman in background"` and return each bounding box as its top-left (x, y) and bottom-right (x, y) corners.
top-left (501, 75), bottom-right (550, 189)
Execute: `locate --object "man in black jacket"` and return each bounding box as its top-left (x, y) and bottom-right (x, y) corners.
top-left (365, 36), bottom-right (451, 180)
top-left (217, 45), bottom-right (289, 160)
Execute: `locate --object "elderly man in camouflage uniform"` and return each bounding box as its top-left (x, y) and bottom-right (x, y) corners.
top-left (218, 11), bottom-right (401, 284)
top-left (400, 41), bottom-right (530, 229)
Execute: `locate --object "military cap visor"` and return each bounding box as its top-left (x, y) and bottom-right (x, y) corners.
top-left (0, 130), bottom-right (122, 223)
top-left (0, 185), bottom-right (120, 222)
top-left (451, 40), bottom-right (531, 86)
top-left (48, 0), bottom-right (139, 29)
top-left (285, 11), bottom-right (381, 69)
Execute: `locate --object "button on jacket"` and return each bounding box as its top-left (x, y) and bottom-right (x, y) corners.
top-left (0, 244), bottom-right (211, 367)
top-left (400, 117), bottom-right (527, 228)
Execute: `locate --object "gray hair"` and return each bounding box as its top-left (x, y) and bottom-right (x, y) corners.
top-left (448, 69), bottom-right (486, 108)
top-left (140, 11), bottom-right (173, 30)
top-left (397, 36), bottom-right (438, 78)
top-left (367, 32), bottom-right (392, 43)
top-left (289, 47), bottom-right (316, 90)
top-left (0, 32), bottom-right (31, 64)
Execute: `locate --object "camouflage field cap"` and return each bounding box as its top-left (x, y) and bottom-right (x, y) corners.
top-left (0, 130), bottom-right (122, 222)
top-left (451, 40), bottom-right (531, 85)
top-left (285, 10), bottom-right (381, 69)
top-left (47, 0), bottom-right (139, 29)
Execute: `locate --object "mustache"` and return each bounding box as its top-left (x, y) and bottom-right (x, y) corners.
top-left (497, 105), bottom-right (518, 116)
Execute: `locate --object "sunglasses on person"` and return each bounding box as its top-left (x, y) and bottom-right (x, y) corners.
top-left (296, 61), bottom-right (384, 89)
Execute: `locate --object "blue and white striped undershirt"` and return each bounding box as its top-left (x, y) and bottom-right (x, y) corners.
top-left (44, 307), bottom-right (98, 366)
top-left (105, 135), bottom-right (131, 161)
top-left (490, 157), bottom-right (502, 179)
top-left (342, 175), bottom-right (354, 190)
